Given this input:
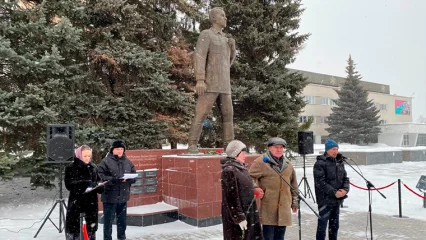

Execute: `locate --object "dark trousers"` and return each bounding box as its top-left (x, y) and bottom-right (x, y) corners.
top-left (316, 205), bottom-right (340, 240)
top-left (263, 225), bottom-right (286, 240)
top-left (103, 202), bottom-right (127, 240)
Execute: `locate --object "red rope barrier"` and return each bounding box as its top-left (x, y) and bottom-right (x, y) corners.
top-left (402, 183), bottom-right (426, 199)
top-left (349, 181), bottom-right (396, 191)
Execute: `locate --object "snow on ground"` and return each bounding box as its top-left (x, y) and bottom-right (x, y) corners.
top-left (1, 160), bottom-right (426, 239)
top-left (296, 161), bottom-right (426, 221)
top-left (313, 143), bottom-right (426, 154)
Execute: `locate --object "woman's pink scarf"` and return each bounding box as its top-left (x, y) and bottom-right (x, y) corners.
top-left (75, 146), bottom-right (83, 160)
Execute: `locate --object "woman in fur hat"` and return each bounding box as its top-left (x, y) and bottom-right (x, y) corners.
top-left (221, 140), bottom-right (264, 240)
top-left (65, 145), bottom-right (104, 240)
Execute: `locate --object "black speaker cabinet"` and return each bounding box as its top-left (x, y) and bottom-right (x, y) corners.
top-left (46, 124), bottom-right (75, 163)
top-left (298, 131), bottom-right (314, 155)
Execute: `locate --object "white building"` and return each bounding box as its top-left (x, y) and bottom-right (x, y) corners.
top-left (379, 123), bottom-right (426, 147)
top-left (294, 69), bottom-right (413, 144)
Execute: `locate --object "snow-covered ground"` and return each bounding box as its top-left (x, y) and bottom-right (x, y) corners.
top-left (1, 161), bottom-right (426, 239)
top-left (297, 161), bottom-right (426, 220)
top-left (313, 143), bottom-right (426, 154)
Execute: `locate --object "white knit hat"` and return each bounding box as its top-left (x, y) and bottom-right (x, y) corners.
top-left (225, 140), bottom-right (247, 158)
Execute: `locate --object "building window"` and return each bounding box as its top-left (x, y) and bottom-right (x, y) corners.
top-left (320, 97), bottom-right (337, 106)
top-left (299, 116), bottom-right (314, 123)
top-left (304, 96), bottom-right (315, 104)
top-left (402, 134), bottom-right (409, 146)
top-left (416, 134), bottom-right (426, 146)
top-left (320, 116), bottom-right (328, 124)
top-left (376, 103), bottom-right (387, 111)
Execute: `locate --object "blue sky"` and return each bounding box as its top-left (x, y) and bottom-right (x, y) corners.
top-left (289, 0), bottom-right (426, 121)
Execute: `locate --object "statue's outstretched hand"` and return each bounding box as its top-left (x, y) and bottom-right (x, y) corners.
top-left (196, 80), bottom-right (206, 96)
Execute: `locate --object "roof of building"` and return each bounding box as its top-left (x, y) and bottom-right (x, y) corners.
top-left (290, 68), bottom-right (390, 94)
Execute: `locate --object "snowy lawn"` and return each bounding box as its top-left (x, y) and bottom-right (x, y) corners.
top-left (1, 161), bottom-right (426, 239)
top-left (297, 161), bottom-right (426, 220)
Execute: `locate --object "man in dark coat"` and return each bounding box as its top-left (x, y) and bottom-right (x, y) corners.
top-left (221, 140), bottom-right (263, 240)
top-left (313, 138), bottom-right (350, 240)
top-left (98, 140), bottom-right (136, 240)
top-left (65, 145), bottom-right (104, 240)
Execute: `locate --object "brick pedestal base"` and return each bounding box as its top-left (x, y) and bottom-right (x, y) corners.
top-left (162, 154), bottom-right (259, 227)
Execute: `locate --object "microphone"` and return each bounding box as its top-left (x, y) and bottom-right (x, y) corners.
top-left (337, 153), bottom-right (352, 162)
top-left (263, 155), bottom-right (278, 166)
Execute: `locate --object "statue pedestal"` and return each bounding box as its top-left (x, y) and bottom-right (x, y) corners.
top-left (98, 148), bottom-right (260, 227)
top-left (162, 153), bottom-right (260, 227)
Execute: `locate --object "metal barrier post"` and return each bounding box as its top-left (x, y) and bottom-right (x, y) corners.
top-left (424, 192), bottom-right (426, 208)
top-left (392, 179), bottom-right (408, 218)
top-left (398, 179), bottom-right (402, 217)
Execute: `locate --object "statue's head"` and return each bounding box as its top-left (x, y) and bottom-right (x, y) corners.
top-left (209, 7), bottom-right (227, 28)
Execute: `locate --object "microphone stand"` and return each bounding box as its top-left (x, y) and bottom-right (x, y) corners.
top-left (342, 158), bottom-right (386, 240)
top-left (268, 163), bottom-right (320, 240)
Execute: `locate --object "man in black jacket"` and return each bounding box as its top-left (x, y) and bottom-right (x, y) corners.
top-left (98, 140), bottom-right (136, 240)
top-left (313, 139), bottom-right (349, 240)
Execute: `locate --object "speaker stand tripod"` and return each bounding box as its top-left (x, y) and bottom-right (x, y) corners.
top-left (34, 164), bottom-right (67, 238)
top-left (298, 154), bottom-right (315, 203)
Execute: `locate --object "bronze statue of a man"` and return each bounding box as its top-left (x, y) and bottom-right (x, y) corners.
top-left (188, 7), bottom-right (236, 153)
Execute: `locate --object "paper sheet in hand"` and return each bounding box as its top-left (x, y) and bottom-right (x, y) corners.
top-left (121, 173), bottom-right (138, 180)
top-left (85, 181), bottom-right (109, 193)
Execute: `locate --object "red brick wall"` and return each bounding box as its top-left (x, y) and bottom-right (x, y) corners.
top-left (162, 154), bottom-right (260, 219)
top-left (98, 148), bottom-right (224, 211)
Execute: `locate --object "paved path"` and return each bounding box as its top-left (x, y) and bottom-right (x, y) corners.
top-left (131, 210), bottom-right (426, 240)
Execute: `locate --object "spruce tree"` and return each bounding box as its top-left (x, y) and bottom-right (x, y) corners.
top-left (77, 0), bottom-right (194, 152)
top-left (206, 1), bottom-right (310, 151)
top-left (0, 0), bottom-right (195, 184)
top-left (326, 55), bottom-right (381, 144)
top-left (0, 1), bottom-right (87, 187)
